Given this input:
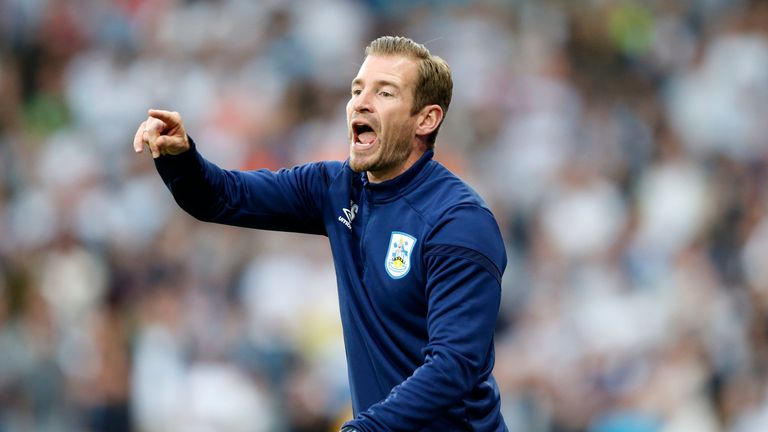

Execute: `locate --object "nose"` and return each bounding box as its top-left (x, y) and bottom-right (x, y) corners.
top-left (351, 89), bottom-right (373, 114)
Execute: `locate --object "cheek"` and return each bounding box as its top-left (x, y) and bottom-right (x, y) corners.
top-left (387, 113), bottom-right (414, 135)
top-left (381, 108), bottom-right (409, 130)
top-left (345, 101), bottom-right (355, 121)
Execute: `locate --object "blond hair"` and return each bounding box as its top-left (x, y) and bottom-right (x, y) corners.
top-left (365, 36), bottom-right (453, 147)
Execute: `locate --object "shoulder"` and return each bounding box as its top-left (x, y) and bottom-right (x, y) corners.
top-left (273, 160), bottom-right (347, 193)
top-left (412, 162), bottom-right (496, 229)
top-left (319, 159), bottom-right (345, 174)
top-left (285, 160), bottom-right (345, 179)
top-left (320, 160), bottom-right (351, 183)
top-left (408, 162), bottom-right (482, 217)
top-left (413, 163), bottom-right (507, 273)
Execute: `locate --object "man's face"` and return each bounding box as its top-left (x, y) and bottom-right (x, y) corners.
top-left (346, 54), bottom-right (421, 182)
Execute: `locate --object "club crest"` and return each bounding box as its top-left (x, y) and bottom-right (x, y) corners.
top-left (385, 232), bottom-right (416, 279)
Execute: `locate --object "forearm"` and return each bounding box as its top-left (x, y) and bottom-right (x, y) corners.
top-left (344, 349), bottom-right (491, 431)
top-left (154, 137), bottom-right (327, 233)
top-left (154, 138), bottom-right (223, 222)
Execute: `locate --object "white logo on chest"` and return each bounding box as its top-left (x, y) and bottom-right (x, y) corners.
top-left (385, 232), bottom-right (416, 279)
top-left (338, 201), bottom-right (358, 230)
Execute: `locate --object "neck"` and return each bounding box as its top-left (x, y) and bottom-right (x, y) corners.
top-left (367, 147), bottom-right (427, 183)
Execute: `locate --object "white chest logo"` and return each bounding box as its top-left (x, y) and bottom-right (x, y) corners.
top-left (385, 232), bottom-right (416, 279)
top-left (338, 201), bottom-right (358, 230)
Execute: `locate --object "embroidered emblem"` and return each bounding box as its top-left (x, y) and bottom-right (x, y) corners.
top-left (385, 232), bottom-right (416, 279)
top-left (338, 201), bottom-right (358, 230)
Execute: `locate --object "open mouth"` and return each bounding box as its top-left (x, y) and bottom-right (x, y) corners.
top-left (352, 121), bottom-right (377, 148)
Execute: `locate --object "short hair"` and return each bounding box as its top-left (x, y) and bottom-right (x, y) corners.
top-left (365, 36), bottom-right (453, 147)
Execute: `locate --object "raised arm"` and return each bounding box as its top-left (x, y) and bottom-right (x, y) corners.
top-left (133, 109), bottom-right (331, 235)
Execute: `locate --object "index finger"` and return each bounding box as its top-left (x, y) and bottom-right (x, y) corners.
top-left (148, 109), bottom-right (181, 128)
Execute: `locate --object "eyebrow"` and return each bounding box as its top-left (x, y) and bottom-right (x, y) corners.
top-left (351, 78), bottom-right (401, 89)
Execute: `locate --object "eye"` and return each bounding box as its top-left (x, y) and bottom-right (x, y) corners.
top-left (379, 91), bottom-right (393, 97)
top-left (351, 88), bottom-right (362, 96)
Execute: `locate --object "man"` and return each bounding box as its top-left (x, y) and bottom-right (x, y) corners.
top-left (133, 36), bottom-right (508, 432)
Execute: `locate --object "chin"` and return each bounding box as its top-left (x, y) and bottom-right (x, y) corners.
top-left (349, 161), bottom-right (362, 173)
top-left (348, 154), bottom-right (363, 172)
top-left (349, 158), bottom-right (367, 173)
top-left (350, 148), bottom-right (377, 172)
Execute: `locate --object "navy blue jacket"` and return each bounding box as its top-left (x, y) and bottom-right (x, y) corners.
top-left (155, 141), bottom-right (508, 431)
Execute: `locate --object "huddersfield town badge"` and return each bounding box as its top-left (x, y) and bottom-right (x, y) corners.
top-left (385, 232), bottom-right (416, 279)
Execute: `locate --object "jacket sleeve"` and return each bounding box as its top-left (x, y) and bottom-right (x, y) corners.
top-left (154, 138), bottom-right (330, 235)
top-left (343, 205), bottom-right (507, 431)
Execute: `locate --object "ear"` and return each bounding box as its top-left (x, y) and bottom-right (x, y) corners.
top-left (415, 104), bottom-right (444, 138)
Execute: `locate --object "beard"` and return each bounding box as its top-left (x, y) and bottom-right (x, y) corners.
top-left (349, 125), bottom-right (413, 176)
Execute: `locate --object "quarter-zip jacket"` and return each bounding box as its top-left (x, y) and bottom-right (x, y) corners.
top-left (155, 140), bottom-right (508, 432)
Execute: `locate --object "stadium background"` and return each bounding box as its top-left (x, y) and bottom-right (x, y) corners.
top-left (1, 0), bottom-right (768, 431)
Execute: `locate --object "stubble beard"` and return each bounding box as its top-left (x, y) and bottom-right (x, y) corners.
top-left (349, 126), bottom-right (413, 176)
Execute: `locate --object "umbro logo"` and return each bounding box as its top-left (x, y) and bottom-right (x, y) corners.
top-left (338, 201), bottom-right (358, 230)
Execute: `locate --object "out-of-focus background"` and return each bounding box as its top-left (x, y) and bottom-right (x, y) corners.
top-left (1, 0), bottom-right (768, 431)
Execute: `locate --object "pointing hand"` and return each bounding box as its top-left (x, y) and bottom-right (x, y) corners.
top-left (133, 109), bottom-right (190, 158)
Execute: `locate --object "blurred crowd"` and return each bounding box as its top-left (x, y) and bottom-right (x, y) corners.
top-left (1, 0), bottom-right (768, 431)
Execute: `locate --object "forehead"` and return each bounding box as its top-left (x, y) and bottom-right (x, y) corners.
top-left (352, 54), bottom-right (419, 87)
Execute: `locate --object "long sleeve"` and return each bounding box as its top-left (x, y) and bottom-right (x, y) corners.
top-left (154, 138), bottom-right (334, 235)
